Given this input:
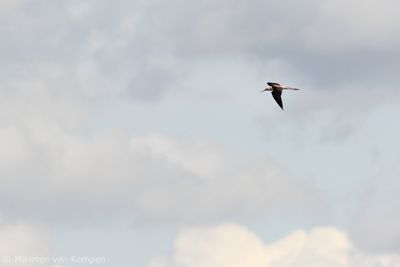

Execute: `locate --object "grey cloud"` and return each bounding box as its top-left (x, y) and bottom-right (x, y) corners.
top-left (4, 0), bottom-right (400, 104)
top-left (0, 125), bottom-right (317, 225)
top-left (1, 0), bottom-right (180, 101)
top-left (2, 1), bottom-right (400, 264)
top-left (350, 173), bottom-right (400, 252)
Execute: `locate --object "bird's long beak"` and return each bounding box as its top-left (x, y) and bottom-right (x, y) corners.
top-left (261, 88), bottom-right (268, 92)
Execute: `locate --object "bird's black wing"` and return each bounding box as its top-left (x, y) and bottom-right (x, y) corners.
top-left (271, 90), bottom-right (283, 110)
top-left (267, 82), bottom-right (281, 87)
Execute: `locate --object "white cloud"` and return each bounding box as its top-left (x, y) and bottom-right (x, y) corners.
top-left (173, 224), bottom-right (268, 267)
top-left (0, 222), bottom-right (51, 267)
top-left (152, 223), bottom-right (400, 267)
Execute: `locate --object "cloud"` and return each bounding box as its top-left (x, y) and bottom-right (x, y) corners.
top-left (0, 121), bottom-right (316, 224)
top-left (1, 1), bottom-right (399, 266)
top-left (304, 0), bottom-right (400, 52)
top-left (0, 222), bottom-right (51, 267)
top-left (0, 222), bottom-right (71, 267)
top-left (3, 0), bottom-right (400, 107)
top-left (150, 223), bottom-right (400, 267)
top-left (350, 173), bottom-right (400, 252)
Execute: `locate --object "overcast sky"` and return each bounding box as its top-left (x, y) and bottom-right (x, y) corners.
top-left (1, 0), bottom-right (400, 266)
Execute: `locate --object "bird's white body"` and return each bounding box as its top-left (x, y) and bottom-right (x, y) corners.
top-left (264, 84), bottom-right (299, 91)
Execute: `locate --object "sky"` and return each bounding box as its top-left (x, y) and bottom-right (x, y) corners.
top-left (0, 0), bottom-right (400, 266)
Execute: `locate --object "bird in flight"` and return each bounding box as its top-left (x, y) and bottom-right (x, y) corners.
top-left (262, 82), bottom-right (299, 110)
